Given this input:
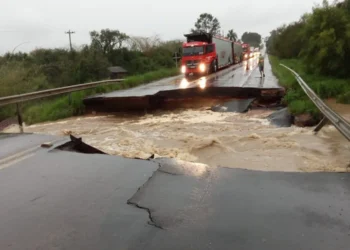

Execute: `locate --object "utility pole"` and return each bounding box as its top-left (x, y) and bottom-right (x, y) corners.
top-left (65, 30), bottom-right (75, 51)
top-left (173, 52), bottom-right (181, 68)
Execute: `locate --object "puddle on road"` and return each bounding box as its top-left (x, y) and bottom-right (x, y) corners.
top-left (4, 107), bottom-right (349, 173)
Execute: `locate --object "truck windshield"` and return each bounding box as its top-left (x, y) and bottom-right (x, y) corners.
top-left (182, 46), bottom-right (204, 56)
top-left (243, 47), bottom-right (248, 52)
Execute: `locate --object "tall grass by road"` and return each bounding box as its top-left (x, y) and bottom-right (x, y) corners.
top-left (269, 55), bottom-right (350, 118)
top-left (1, 68), bottom-right (179, 125)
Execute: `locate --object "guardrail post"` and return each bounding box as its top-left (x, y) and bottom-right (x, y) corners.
top-left (16, 103), bottom-right (24, 133)
top-left (280, 63), bottom-right (350, 141)
top-left (314, 117), bottom-right (329, 134)
top-left (68, 93), bottom-right (72, 105)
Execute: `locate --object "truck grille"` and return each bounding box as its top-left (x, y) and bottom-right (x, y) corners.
top-left (186, 60), bottom-right (199, 68)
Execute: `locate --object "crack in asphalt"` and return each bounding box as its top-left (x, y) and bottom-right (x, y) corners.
top-left (126, 163), bottom-right (164, 230)
top-left (127, 200), bottom-right (164, 230)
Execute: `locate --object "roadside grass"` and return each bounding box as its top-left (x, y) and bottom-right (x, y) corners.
top-left (7, 68), bottom-right (179, 125)
top-left (269, 55), bottom-right (350, 118)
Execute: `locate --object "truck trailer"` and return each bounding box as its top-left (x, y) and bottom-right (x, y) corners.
top-left (181, 32), bottom-right (238, 77)
top-left (234, 42), bottom-right (243, 64)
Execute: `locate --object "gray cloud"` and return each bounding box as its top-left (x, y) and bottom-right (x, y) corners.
top-left (0, 0), bottom-right (319, 54)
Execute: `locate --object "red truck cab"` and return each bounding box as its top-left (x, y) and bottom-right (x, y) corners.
top-left (181, 33), bottom-right (218, 77)
top-left (181, 32), bottom-right (236, 78)
top-left (181, 42), bottom-right (217, 77)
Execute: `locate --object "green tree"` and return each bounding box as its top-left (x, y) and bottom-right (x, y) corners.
top-left (227, 29), bottom-right (238, 41)
top-left (241, 32), bottom-right (262, 47)
top-left (191, 13), bottom-right (221, 35)
top-left (90, 29), bottom-right (129, 55)
top-left (266, 18), bottom-right (305, 58)
top-left (74, 45), bottom-right (110, 82)
top-left (301, 0), bottom-right (350, 76)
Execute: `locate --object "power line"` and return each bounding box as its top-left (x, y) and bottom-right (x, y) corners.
top-left (65, 30), bottom-right (75, 51)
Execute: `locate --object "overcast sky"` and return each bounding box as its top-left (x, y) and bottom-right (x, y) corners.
top-left (0, 0), bottom-right (320, 54)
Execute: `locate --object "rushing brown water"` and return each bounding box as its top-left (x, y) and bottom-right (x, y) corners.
top-left (4, 106), bottom-right (349, 172)
top-left (325, 99), bottom-right (350, 122)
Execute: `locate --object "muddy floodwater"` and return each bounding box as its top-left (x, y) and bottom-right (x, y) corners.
top-left (326, 99), bottom-right (350, 122)
top-left (5, 106), bottom-right (349, 172)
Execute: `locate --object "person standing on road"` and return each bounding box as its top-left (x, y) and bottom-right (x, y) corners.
top-left (258, 55), bottom-right (265, 78)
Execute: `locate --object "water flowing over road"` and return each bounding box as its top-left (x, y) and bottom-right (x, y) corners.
top-left (4, 55), bottom-right (350, 172)
top-left (11, 108), bottom-right (348, 172)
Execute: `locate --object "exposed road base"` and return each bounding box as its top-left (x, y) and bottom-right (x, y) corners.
top-left (84, 86), bottom-right (285, 112)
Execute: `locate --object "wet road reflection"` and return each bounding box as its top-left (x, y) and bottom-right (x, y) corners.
top-left (198, 77), bottom-right (206, 89)
top-left (199, 52), bottom-right (279, 89)
top-left (174, 52), bottom-right (278, 90)
top-left (176, 56), bottom-right (263, 90)
top-left (179, 78), bottom-right (189, 89)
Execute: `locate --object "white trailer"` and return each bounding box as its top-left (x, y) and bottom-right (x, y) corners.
top-left (213, 37), bottom-right (234, 69)
top-left (233, 43), bottom-right (243, 63)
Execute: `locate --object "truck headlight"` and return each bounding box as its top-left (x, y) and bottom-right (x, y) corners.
top-left (244, 54), bottom-right (247, 58)
top-left (181, 65), bottom-right (186, 74)
top-left (199, 63), bottom-right (205, 72)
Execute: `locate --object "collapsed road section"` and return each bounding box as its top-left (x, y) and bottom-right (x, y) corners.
top-left (1, 133), bottom-right (349, 250)
top-left (83, 59), bottom-right (285, 112)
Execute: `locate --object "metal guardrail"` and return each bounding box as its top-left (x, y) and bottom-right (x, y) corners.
top-left (0, 79), bottom-right (124, 133)
top-left (0, 79), bottom-right (124, 107)
top-left (280, 64), bottom-right (350, 141)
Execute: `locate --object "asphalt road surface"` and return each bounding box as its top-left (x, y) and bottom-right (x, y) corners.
top-left (83, 54), bottom-right (283, 112)
top-left (85, 54), bottom-right (278, 100)
top-left (1, 133), bottom-right (349, 250)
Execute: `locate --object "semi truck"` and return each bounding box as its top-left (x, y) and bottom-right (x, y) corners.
top-left (180, 32), bottom-right (242, 77)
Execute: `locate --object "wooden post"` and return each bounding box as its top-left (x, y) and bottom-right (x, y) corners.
top-left (16, 103), bottom-right (23, 133)
top-left (314, 117), bottom-right (328, 134)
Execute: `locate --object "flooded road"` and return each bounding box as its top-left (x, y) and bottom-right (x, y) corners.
top-left (5, 107), bottom-right (349, 172)
top-left (3, 55), bottom-right (350, 172)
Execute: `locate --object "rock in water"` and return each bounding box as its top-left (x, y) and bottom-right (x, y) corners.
top-left (294, 113), bottom-right (319, 127)
top-left (267, 108), bottom-right (293, 127)
top-left (211, 98), bottom-right (255, 113)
